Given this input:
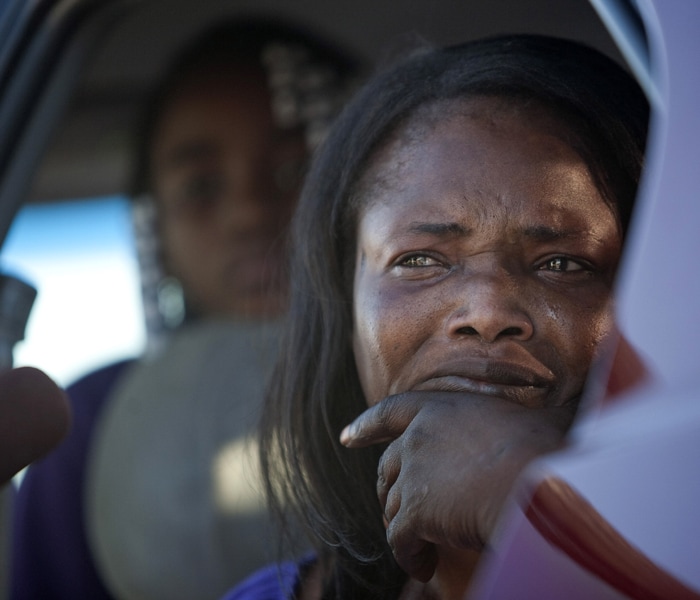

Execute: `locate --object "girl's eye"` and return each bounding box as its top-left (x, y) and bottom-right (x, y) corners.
top-left (167, 174), bottom-right (225, 218)
top-left (539, 257), bottom-right (584, 272)
top-left (182, 174), bottom-right (224, 202)
top-left (400, 255), bottom-right (440, 268)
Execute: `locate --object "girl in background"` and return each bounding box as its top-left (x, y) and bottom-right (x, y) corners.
top-left (11, 18), bottom-right (359, 600)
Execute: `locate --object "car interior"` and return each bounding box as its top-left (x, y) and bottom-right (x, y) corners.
top-left (4, 0), bottom-right (699, 598)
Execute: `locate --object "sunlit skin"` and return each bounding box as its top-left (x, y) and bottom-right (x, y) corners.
top-left (151, 63), bottom-right (306, 319)
top-left (348, 97), bottom-right (624, 599)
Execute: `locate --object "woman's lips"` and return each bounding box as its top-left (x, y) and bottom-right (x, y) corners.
top-left (411, 360), bottom-right (556, 407)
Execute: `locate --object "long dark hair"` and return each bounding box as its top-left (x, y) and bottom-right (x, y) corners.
top-left (260, 34), bottom-right (649, 599)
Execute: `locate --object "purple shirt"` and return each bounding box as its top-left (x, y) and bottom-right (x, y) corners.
top-left (219, 560), bottom-right (306, 600)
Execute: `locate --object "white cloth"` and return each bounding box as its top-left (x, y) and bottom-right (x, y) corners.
top-left (86, 319), bottom-right (283, 600)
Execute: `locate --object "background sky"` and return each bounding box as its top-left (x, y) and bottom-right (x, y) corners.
top-left (1, 196), bottom-right (146, 387)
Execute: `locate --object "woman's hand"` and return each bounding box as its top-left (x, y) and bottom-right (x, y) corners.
top-left (340, 391), bottom-right (575, 581)
top-left (0, 367), bottom-right (71, 485)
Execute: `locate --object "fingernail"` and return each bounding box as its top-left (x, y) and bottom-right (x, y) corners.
top-left (339, 424), bottom-right (353, 445)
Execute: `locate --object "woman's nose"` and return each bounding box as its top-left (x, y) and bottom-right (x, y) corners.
top-left (446, 270), bottom-right (534, 343)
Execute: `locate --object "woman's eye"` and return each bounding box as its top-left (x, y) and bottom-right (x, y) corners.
top-left (540, 257), bottom-right (584, 272)
top-left (400, 255), bottom-right (439, 268)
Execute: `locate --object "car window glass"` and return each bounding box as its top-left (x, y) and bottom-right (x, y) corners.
top-left (1, 195), bottom-right (145, 386)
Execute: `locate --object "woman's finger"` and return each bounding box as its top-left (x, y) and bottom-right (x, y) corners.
top-left (339, 392), bottom-right (425, 447)
top-left (387, 512), bottom-right (437, 582)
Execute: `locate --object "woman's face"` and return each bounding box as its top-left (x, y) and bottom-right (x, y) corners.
top-left (152, 64), bottom-right (306, 318)
top-left (352, 97), bottom-right (623, 409)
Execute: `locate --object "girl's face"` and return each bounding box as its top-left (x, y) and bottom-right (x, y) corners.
top-left (152, 65), bottom-right (306, 319)
top-left (352, 97), bottom-right (623, 410)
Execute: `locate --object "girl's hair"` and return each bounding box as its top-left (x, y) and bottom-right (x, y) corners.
top-left (260, 34), bottom-right (649, 598)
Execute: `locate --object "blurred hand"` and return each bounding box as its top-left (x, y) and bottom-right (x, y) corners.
top-left (0, 367), bottom-right (71, 485)
top-left (340, 391), bottom-right (575, 581)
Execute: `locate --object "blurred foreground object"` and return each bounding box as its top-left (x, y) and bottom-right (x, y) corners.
top-left (0, 272), bottom-right (70, 482)
top-left (0, 273), bottom-right (69, 600)
top-left (0, 275), bottom-right (36, 372)
top-left (0, 367), bottom-right (70, 484)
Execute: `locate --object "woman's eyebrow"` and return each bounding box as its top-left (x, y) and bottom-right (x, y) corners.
top-left (404, 222), bottom-right (589, 240)
top-left (407, 221), bottom-right (470, 237)
top-left (523, 224), bottom-right (586, 241)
